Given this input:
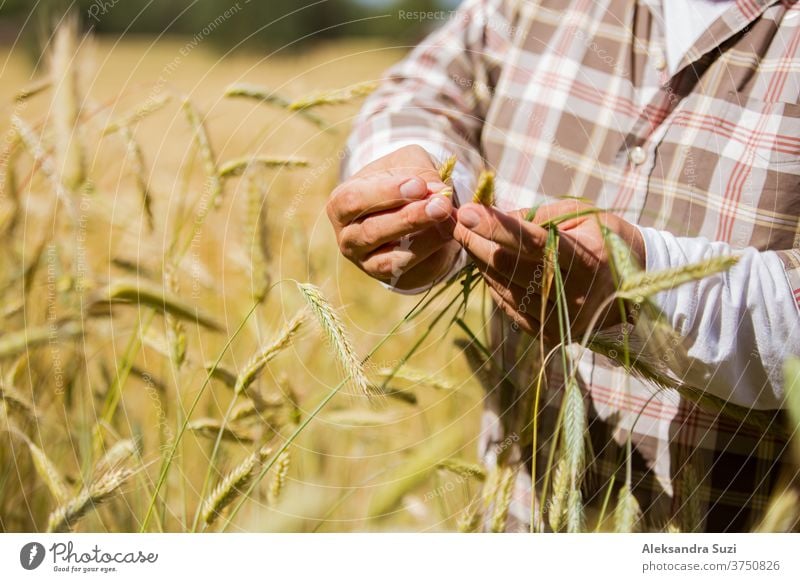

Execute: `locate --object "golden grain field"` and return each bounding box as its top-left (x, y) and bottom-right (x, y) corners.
top-left (0, 33), bottom-right (488, 533)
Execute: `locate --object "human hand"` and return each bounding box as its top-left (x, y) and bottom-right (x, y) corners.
top-left (452, 199), bottom-right (645, 339)
top-left (327, 145), bottom-right (461, 290)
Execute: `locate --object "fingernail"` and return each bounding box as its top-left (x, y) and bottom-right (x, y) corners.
top-left (425, 196), bottom-right (450, 220)
top-left (459, 208), bottom-right (480, 228)
top-left (400, 177), bottom-right (426, 199)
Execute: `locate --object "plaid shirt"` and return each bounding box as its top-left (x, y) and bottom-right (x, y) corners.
top-left (345, 0), bottom-right (800, 532)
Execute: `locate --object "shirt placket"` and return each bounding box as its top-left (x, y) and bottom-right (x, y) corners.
top-left (617, 0), bottom-right (778, 226)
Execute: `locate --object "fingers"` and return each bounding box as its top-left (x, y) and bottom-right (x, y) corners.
top-left (518, 199), bottom-right (594, 229)
top-left (339, 195), bottom-right (455, 260)
top-left (328, 174), bottom-right (436, 227)
top-left (454, 203), bottom-right (549, 255)
top-left (482, 270), bottom-right (560, 340)
top-left (359, 228), bottom-right (456, 283)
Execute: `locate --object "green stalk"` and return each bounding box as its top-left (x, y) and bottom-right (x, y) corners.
top-left (140, 301), bottom-right (260, 531)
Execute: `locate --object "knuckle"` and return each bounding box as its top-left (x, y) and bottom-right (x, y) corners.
top-left (339, 191), bottom-right (362, 219)
top-left (359, 219), bottom-right (381, 248)
top-left (398, 144), bottom-right (427, 159)
top-left (338, 230), bottom-right (359, 260)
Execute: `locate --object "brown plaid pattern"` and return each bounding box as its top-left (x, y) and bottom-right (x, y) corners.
top-left (345, 0), bottom-right (800, 531)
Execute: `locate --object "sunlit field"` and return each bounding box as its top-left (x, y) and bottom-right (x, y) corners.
top-left (0, 34), bottom-right (488, 533)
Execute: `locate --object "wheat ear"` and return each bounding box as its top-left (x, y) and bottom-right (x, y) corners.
top-left (679, 461), bottom-right (703, 533)
top-left (180, 98), bottom-right (223, 208)
top-left (437, 155), bottom-right (457, 197)
top-left (201, 445), bottom-right (273, 526)
top-left (26, 440), bottom-right (69, 504)
top-left (219, 156), bottom-right (310, 178)
top-left (47, 467), bottom-right (135, 533)
top-left (472, 170), bottom-right (495, 206)
top-left (102, 94), bottom-right (171, 135)
top-left (618, 255), bottom-right (740, 302)
top-left (437, 458), bottom-right (486, 481)
top-left (242, 165), bottom-right (271, 303)
top-left (376, 366), bottom-right (453, 391)
top-left (0, 379), bottom-right (36, 423)
top-left (490, 466), bottom-right (516, 533)
top-left (90, 278), bottom-right (223, 331)
top-left (548, 458), bottom-right (568, 532)
top-left (234, 312), bottom-right (306, 396)
top-left (296, 283), bottom-right (372, 397)
top-left (223, 83), bottom-right (328, 128)
top-left (457, 498), bottom-right (483, 533)
top-left (120, 126), bottom-right (155, 230)
top-left (268, 450), bottom-right (291, 505)
top-left (162, 263), bottom-right (187, 367)
top-left (614, 484), bottom-right (641, 532)
top-left (288, 81), bottom-right (379, 111)
top-left (187, 419), bottom-right (256, 443)
top-left (11, 115), bottom-right (74, 216)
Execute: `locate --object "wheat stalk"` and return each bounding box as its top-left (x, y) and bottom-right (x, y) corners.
top-left (50, 18), bottom-right (86, 192)
top-left (288, 81), bottom-right (379, 111)
top-left (296, 283), bottom-right (371, 397)
top-left (234, 312), bottom-right (306, 396)
top-left (472, 170), bottom-right (495, 206)
top-left (47, 467), bottom-right (135, 533)
top-left (200, 445), bottom-right (273, 526)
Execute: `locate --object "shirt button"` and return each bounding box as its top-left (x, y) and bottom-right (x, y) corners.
top-left (629, 146), bottom-right (647, 165)
top-left (654, 53), bottom-right (667, 71)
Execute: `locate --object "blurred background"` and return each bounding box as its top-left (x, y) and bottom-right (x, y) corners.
top-left (0, 0), bottom-right (491, 533)
top-left (1, 0), bottom-right (462, 59)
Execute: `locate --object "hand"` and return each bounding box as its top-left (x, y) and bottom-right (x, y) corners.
top-left (327, 145), bottom-right (461, 291)
top-left (452, 199), bottom-right (646, 340)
